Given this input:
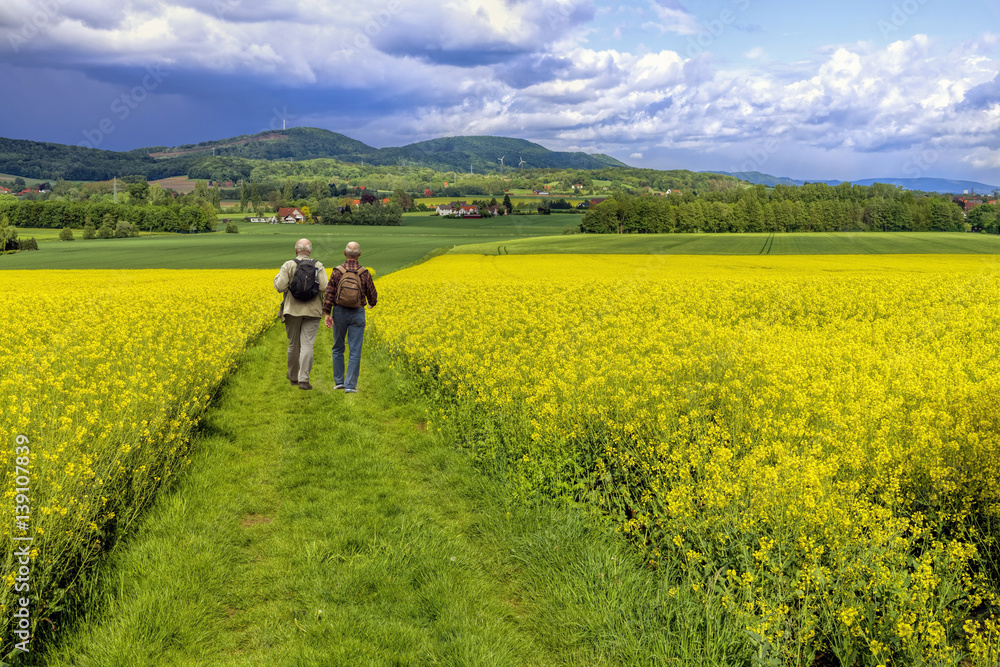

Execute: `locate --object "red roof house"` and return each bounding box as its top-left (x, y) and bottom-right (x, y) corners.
top-left (277, 207), bottom-right (304, 223)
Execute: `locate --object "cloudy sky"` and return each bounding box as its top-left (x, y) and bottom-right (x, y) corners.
top-left (1, 0), bottom-right (999, 184)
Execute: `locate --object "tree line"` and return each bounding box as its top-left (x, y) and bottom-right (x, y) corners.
top-left (0, 200), bottom-right (216, 233)
top-left (581, 184), bottom-right (967, 234)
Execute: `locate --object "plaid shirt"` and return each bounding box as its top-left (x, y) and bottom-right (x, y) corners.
top-left (323, 259), bottom-right (378, 314)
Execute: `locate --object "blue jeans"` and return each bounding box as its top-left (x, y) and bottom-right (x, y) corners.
top-left (331, 305), bottom-right (366, 390)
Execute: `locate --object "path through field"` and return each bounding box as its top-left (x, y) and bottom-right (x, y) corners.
top-left (41, 323), bottom-right (664, 667)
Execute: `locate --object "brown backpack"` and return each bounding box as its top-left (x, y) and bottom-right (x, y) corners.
top-left (334, 264), bottom-right (367, 308)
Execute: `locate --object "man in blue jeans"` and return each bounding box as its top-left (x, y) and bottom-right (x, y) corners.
top-left (323, 241), bottom-right (378, 393)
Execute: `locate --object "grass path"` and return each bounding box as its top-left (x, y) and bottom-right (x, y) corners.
top-left (41, 324), bottom-right (686, 666)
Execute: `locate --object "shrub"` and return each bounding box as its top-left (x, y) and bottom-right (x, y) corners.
top-left (82, 222), bottom-right (96, 239)
top-left (225, 221), bottom-right (239, 234)
top-left (19, 237), bottom-right (38, 251)
top-left (59, 226), bottom-right (74, 241)
top-left (115, 220), bottom-right (137, 238)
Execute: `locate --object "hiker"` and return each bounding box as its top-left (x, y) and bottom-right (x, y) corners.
top-left (275, 238), bottom-right (329, 390)
top-left (324, 241), bottom-right (378, 393)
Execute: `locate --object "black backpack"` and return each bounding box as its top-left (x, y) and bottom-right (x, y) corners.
top-left (288, 259), bottom-right (320, 301)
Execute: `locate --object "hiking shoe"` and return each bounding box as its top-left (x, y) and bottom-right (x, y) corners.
top-left (334, 384), bottom-right (345, 390)
top-left (289, 379), bottom-right (298, 386)
top-left (298, 381), bottom-right (313, 390)
top-left (345, 388), bottom-right (358, 394)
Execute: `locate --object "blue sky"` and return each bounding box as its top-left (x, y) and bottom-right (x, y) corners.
top-left (1, 0), bottom-right (998, 185)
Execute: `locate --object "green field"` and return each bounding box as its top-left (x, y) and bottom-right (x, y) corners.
top-left (0, 215), bottom-right (577, 273)
top-left (7, 220), bottom-right (1000, 274)
top-left (451, 231), bottom-right (1000, 256)
top-left (0, 173), bottom-right (48, 186)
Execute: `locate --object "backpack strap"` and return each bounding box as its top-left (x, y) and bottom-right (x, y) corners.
top-left (336, 263), bottom-right (364, 275)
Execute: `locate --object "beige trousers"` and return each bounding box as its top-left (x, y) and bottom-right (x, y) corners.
top-left (284, 315), bottom-right (321, 383)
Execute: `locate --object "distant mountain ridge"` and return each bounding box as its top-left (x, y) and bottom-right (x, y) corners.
top-left (145, 128), bottom-right (628, 171)
top-left (708, 170), bottom-right (1000, 195)
top-left (0, 128), bottom-right (628, 181)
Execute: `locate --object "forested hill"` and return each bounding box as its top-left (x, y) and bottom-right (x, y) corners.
top-left (0, 128), bottom-right (629, 181)
top-left (144, 129), bottom-right (628, 171)
top-left (371, 136), bottom-right (627, 171)
top-left (0, 137), bottom-right (191, 181)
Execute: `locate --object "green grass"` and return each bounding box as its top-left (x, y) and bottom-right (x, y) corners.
top-left (0, 216), bottom-right (578, 272)
top-left (14, 229), bottom-right (175, 243)
top-left (451, 231), bottom-right (1000, 256)
top-left (38, 324), bottom-right (718, 666)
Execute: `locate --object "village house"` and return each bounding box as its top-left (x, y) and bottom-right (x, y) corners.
top-left (435, 204), bottom-right (454, 216)
top-left (276, 207), bottom-right (305, 224)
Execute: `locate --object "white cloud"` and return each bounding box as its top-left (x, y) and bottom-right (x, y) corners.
top-left (645, 1), bottom-right (702, 36)
top-left (3, 1), bottom-right (1000, 181)
top-left (964, 147), bottom-right (1000, 170)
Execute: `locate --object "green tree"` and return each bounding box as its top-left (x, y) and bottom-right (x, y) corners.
top-left (310, 180), bottom-right (328, 201)
top-left (82, 219), bottom-right (96, 239)
top-left (148, 182), bottom-right (166, 206)
top-left (115, 220), bottom-right (136, 238)
top-left (392, 189), bottom-right (413, 211)
top-left (240, 180), bottom-right (250, 212)
top-left (251, 181), bottom-right (262, 213)
top-left (193, 180), bottom-right (210, 202)
top-left (503, 193), bottom-right (512, 215)
top-left (283, 178), bottom-right (294, 204)
top-left (126, 178), bottom-right (149, 205)
top-left (59, 226), bottom-right (74, 241)
top-left (97, 213), bottom-right (114, 239)
top-left (0, 213), bottom-right (17, 250)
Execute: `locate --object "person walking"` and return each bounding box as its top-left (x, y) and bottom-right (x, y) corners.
top-left (324, 241), bottom-right (377, 393)
top-left (275, 238), bottom-right (328, 390)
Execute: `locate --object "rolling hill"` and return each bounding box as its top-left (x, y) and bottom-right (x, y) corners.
top-left (0, 128), bottom-right (628, 181)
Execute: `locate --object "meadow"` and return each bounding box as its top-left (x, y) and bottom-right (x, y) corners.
top-left (453, 230), bottom-right (1000, 256)
top-left (0, 214), bottom-right (576, 272)
top-left (372, 253), bottom-right (1000, 665)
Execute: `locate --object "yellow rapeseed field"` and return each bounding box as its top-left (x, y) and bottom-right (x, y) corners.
top-left (373, 253), bottom-right (1000, 665)
top-left (0, 269), bottom-right (277, 650)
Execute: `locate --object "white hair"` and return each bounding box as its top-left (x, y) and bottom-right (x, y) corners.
top-left (295, 239), bottom-right (312, 255)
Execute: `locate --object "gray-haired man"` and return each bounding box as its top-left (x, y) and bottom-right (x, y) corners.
top-left (323, 241), bottom-right (378, 393)
top-left (275, 238), bottom-right (329, 390)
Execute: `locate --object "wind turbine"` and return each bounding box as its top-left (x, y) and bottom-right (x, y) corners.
top-left (497, 155), bottom-right (505, 174)
top-left (518, 156), bottom-right (527, 169)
